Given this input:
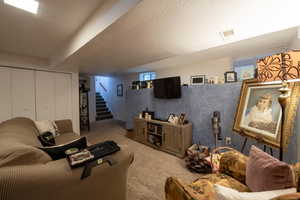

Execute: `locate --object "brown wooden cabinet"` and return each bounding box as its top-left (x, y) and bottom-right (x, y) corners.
top-left (134, 119), bottom-right (147, 142)
top-left (133, 118), bottom-right (192, 158)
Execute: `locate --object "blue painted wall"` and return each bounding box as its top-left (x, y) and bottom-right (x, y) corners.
top-left (125, 83), bottom-right (300, 163)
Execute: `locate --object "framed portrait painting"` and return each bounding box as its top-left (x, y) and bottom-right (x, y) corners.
top-left (233, 79), bottom-right (300, 148)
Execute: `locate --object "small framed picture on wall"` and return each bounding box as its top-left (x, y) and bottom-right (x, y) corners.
top-left (190, 75), bottom-right (205, 85)
top-left (117, 84), bottom-right (123, 96)
top-left (224, 71), bottom-right (237, 83)
top-left (234, 64), bottom-right (256, 81)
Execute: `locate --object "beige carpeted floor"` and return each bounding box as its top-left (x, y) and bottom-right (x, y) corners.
top-left (82, 120), bottom-right (199, 200)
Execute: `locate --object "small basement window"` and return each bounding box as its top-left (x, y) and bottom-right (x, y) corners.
top-left (139, 72), bottom-right (156, 81)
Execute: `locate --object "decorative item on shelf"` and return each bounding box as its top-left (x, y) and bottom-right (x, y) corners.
top-left (167, 113), bottom-right (176, 124)
top-left (142, 108), bottom-right (154, 120)
top-left (79, 77), bottom-right (90, 92)
top-left (144, 113), bottom-right (152, 120)
top-left (173, 116), bottom-right (179, 124)
top-left (211, 111), bottom-right (222, 148)
top-left (131, 81), bottom-right (140, 90)
top-left (140, 81), bottom-right (147, 89)
top-left (79, 90), bottom-right (90, 131)
top-left (208, 77), bottom-right (215, 84)
top-left (255, 50), bottom-right (300, 160)
top-left (190, 75), bottom-right (205, 85)
top-left (178, 113), bottom-right (187, 125)
top-left (234, 64), bottom-right (256, 81)
top-left (146, 80), bottom-right (153, 88)
top-left (213, 76), bottom-right (220, 84)
top-left (224, 71), bottom-right (237, 83)
top-left (219, 77), bottom-right (225, 84)
top-left (117, 84), bottom-right (123, 97)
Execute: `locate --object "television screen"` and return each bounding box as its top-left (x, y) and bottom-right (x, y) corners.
top-left (153, 76), bottom-right (181, 99)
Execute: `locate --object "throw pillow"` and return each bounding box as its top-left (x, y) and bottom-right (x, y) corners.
top-left (246, 145), bottom-right (295, 192)
top-left (34, 120), bottom-right (59, 137)
top-left (39, 137), bottom-right (87, 160)
top-left (214, 184), bottom-right (296, 200)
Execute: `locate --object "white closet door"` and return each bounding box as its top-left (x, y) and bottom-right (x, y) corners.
top-left (55, 73), bottom-right (72, 120)
top-left (11, 69), bottom-right (36, 120)
top-left (0, 67), bottom-right (12, 122)
top-left (35, 71), bottom-right (55, 121)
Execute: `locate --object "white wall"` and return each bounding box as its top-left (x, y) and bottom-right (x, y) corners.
top-left (153, 57), bottom-right (232, 84)
top-left (289, 36), bottom-right (300, 50)
top-left (96, 73), bottom-right (137, 121)
top-left (89, 76), bottom-right (96, 123)
top-left (0, 54), bottom-right (80, 134)
top-left (71, 72), bottom-right (80, 134)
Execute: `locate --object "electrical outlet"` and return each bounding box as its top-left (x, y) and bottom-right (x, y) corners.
top-left (225, 137), bottom-right (231, 145)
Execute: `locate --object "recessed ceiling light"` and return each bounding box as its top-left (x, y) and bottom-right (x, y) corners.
top-left (220, 29), bottom-right (235, 41)
top-left (4, 0), bottom-right (39, 14)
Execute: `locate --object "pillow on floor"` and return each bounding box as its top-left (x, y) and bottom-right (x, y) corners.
top-left (214, 184), bottom-right (296, 200)
top-left (246, 145), bottom-right (295, 192)
top-left (35, 120), bottom-right (59, 137)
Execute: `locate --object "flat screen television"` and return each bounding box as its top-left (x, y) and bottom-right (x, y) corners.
top-left (153, 76), bottom-right (181, 99)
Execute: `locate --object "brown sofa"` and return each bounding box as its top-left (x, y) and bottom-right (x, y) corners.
top-left (0, 117), bottom-right (134, 200)
top-left (165, 150), bottom-right (300, 200)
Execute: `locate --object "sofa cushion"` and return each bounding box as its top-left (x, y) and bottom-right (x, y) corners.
top-left (55, 132), bottom-right (81, 145)
top-left (55, 120), bottom-right (73, 134)
top-left (0, 140), bottom-right (51, 167)
top-left (214, 184), bottom-right (296, 200)
top-left (34, 120), bottom-right (59, 137)
top-left (220, 150), bottom-right (248, 184)
top-left (246, 145), bottom-right (295, 192)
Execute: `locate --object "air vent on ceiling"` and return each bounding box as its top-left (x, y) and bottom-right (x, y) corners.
top-left (220, 29), bottom-right (235, 41)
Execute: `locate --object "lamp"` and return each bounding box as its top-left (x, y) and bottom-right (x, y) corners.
top-left (257, 50), bottom-right (300, 160)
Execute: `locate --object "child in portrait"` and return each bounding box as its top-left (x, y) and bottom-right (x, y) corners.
top-left (244, 93), bottom-right (277, 134)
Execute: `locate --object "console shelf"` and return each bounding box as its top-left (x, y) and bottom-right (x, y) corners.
top-left (133, 118), bottom-right (192, 158)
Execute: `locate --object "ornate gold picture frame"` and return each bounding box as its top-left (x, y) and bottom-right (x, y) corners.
top-left (233, 79), bottom-right (300, 148)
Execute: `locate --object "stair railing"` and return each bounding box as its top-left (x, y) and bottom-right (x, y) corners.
top-left (99, 82), bottom-right (107, 92)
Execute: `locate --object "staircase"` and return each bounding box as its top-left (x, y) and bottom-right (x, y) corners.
top-left (96, 92), bottom-right (113, 121)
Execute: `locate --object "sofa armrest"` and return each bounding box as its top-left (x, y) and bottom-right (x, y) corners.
top-left (0, 150), bottom-right (134, 200)
top-left (219, 150), bottom-right (248, 184)
top-left (55, 119), bottom-right (73, 134)
top-left (165, 177), bottom-right (204, 200)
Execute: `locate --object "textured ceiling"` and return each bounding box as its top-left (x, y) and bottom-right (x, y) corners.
top-left (65, 0), bottom-right (300, 74)
top-left (0, 0), bottom-right (104, 58)
top-left (0, 0), bottom-right (300, 74)
top-left (127, 28), bottom-right (296, 73)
